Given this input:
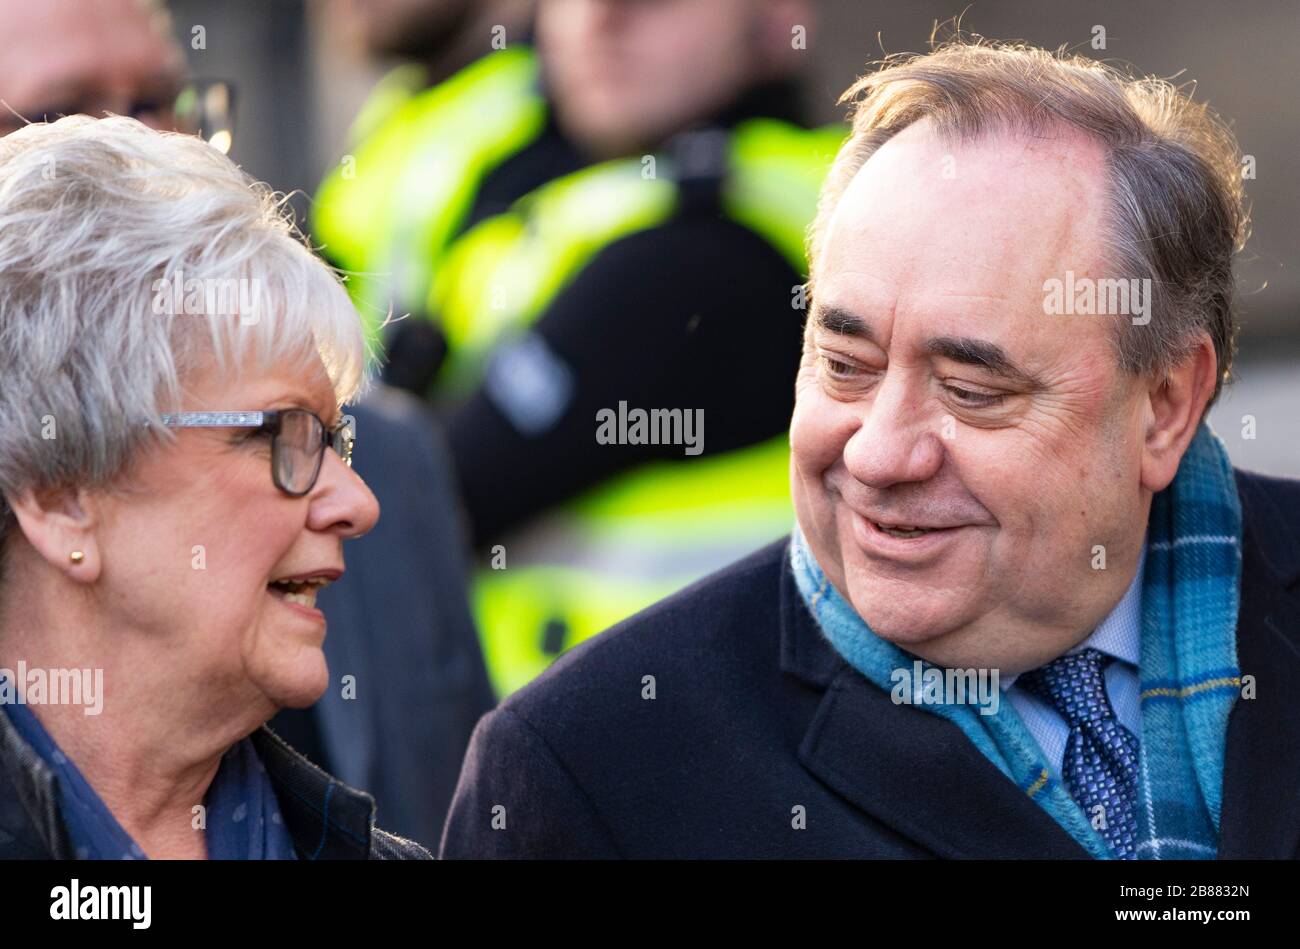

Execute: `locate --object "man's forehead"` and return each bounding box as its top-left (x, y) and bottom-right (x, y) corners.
top-left (834, 131), bottom-right (1103, 245)
top-left (814, 271), bottom-right (1013, 318)
top-left (865, 115), bottom-right (1110, 177)
top-left (817, 121), bottom-right (1111, 329)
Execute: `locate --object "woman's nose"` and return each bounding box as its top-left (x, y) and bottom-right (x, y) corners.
top-left (307, 449), bottom-right (380, 538)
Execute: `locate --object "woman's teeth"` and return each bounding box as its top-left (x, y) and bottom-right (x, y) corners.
top-left (283, 588), bottom-right (317, 608)
top-left (269, 577), bottom-right (330, 609)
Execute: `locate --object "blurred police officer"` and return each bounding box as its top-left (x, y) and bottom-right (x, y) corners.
top-left (429, 0), bottom-right (843, 694)
top-left (314, 0), bottom-right (587, 371)
top-left (0, 0), bottom-right (185, 136)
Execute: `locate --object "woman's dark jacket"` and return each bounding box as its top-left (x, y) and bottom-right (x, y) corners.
top-left (0, 716), bottom-right (430, 859)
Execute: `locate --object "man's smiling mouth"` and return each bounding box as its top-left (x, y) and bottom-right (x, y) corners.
top-left (848, 512), bottom-right (975, 563)
top-left (871, 522), bottom-right (939, 538)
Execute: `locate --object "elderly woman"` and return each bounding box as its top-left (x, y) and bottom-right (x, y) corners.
top-left (0, 116), bottom-right (428, 859)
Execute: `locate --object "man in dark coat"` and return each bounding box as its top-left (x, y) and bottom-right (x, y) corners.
top-left (440, 41), bottom-right (1298, 859)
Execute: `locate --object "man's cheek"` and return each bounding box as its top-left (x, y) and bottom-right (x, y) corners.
top-left (793, 395), bottom-right (859, 470)
top-left (790, 419), bottom-right (840, 501)
top-left (789, 398), bottom-right (825, 470)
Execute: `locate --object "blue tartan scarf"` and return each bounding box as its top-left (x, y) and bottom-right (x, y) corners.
top-left (790, 422), bottom-right (1243, 859)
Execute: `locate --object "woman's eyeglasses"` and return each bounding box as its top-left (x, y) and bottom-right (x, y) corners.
top-left (158, 409), bottom-right (355, 496)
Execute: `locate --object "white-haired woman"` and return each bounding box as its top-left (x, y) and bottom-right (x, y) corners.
top-left (0, 116), bottom-right (428, 859)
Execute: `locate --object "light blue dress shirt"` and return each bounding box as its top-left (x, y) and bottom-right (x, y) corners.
top-left (1001, 543), bottom-right (1146, 780)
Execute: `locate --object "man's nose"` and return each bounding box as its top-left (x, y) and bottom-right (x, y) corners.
top-left (843, 368), bottom-right (945, 489)
top-left (307, 449), bottom-right (380, 539)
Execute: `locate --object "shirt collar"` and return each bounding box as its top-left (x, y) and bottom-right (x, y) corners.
top-left (1000, 542), bottom-right (1146, 691)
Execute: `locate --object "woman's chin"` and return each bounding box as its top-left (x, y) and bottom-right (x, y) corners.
top-left (259, 649), bottom-right (330, 710)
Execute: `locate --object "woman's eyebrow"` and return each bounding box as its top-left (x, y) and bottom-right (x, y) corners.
top-left (263, 396), bottom-right (339, 424)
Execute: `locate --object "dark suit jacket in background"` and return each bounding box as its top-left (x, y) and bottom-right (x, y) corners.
top-left (272, 385), bottom-right (494, 850)
top-left (440, 468), bottom-right (1300, 858)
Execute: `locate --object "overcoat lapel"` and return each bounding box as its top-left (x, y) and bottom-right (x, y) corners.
top-left (1218, 472), bottom-right (1300, 859)
top-left (780, 550), bottom-right (1089, 858)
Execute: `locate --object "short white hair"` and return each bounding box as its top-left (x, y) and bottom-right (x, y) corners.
top-left (0, 115), bottom-right (367, 548)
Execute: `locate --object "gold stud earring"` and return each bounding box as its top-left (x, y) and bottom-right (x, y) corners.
top-left (69, 550), bottom-right (84, 564)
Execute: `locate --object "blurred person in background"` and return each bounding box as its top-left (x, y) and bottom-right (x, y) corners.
top-left (1, 0), bottom-right (493, 851)
top-left (0, 0), bottom-right (186, 135)
top-left (313, 0), bottom-right (581, 376)
top-left (332, 0), bottom-right (534, 86)
top-left (0, 116), bottom-right (428, 859)
top-left (426, 0), bottom-right (843, 695)
top-left (318, 0), bottom-right (844, 702)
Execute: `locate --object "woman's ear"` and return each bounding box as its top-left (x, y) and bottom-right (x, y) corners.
top-left (3, 485), bottom-right (102, 582)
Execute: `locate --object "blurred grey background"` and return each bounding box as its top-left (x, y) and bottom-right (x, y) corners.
top-left (165, 0), bottom-right (1299, 475)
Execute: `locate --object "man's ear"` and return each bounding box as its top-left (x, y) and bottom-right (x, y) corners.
top-left (3, 485), bottom-right (102, 582)
top-left (1139, 333), bottom-right (1218, 494)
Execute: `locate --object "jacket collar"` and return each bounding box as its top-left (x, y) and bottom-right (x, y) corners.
top-left (0, 703), bottom-right (70, 858)
top-left (250, 726), bottom-right (380, 859)
top-left (781, 468), bottom-right (1300, 859)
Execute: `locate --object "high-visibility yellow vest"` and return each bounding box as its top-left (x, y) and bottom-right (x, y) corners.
top-left (313, 46), bottom-right (547, 351)
top-left (433, 119), bottom-right (846, 696)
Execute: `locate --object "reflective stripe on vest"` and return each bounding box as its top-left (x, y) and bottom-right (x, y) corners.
top-left (476, 434), bottom-right (796, 697)
top-left (312, 47), bottom-right (545, 350)
top-left (723, 119), bottom-right (847, 271)
top-left (431, 159), bottom-right (678, 393)
top-left (431, 120), bottom-right (845, 392)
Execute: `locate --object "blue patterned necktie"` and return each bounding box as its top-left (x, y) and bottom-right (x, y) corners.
top-left (1018, 648), bottom-right (1141, 859)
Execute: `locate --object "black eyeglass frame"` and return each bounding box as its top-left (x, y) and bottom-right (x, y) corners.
top-left (158, 409), bottom-right (355, 497)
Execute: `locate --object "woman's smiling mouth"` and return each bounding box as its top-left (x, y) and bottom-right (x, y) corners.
top-left (266, 571), bottom-right (341, 616)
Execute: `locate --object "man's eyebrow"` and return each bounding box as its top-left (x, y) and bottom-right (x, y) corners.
top-left (924, 336), bottom-right (1045, 389)
top-left (811, 311), bottom-right (1046, 389)
top-left (811, 304), bottom-right (876, 341)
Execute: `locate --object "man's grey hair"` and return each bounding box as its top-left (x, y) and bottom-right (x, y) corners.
top-left (0, 115), bottom-right (367, 555)
top-left (808, 40), bottom-right (1249, 409)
